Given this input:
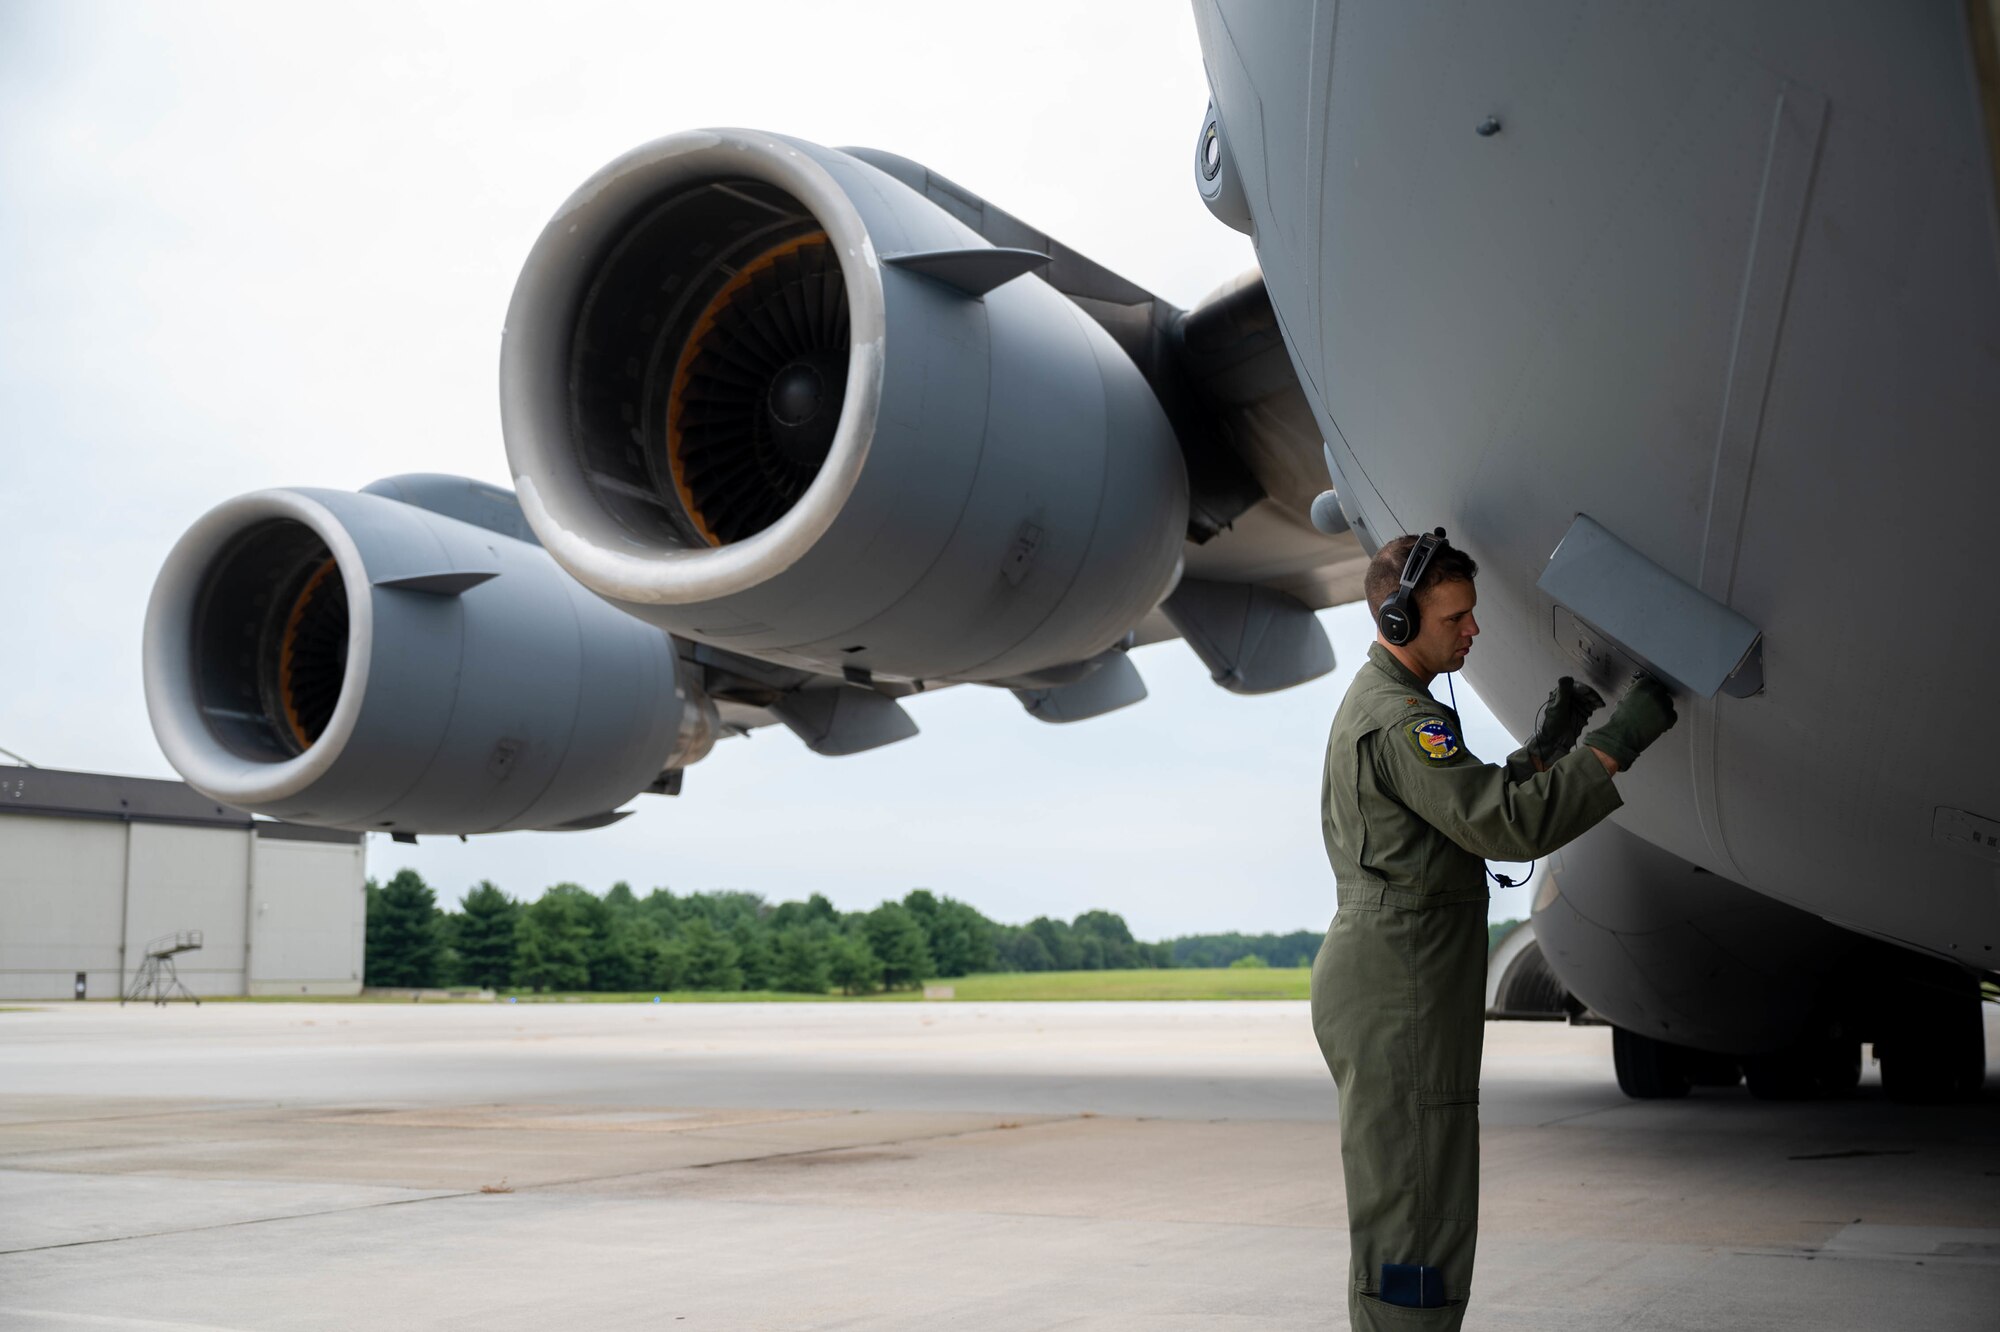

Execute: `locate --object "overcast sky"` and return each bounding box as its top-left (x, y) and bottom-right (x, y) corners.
top-left (0, 1), bottom-right (1539, 938)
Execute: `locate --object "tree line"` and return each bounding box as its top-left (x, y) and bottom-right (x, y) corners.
top-left (364, 872), bottom-right (1188, 994)
top-left (366, 872), bottom-right (1529, 993)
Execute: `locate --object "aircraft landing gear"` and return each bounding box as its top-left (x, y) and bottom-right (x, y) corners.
top-left (1611, 1028), bottom-right (1871, 1100)
top-left (1612, 1026), bottom-right (1691, 1099)
top-left (1685, 1050), bottom-right (1744, 1089)
top-left (1742, 1037), bottom-right (1861, 1100)
top-left (1877, 979), bottom-right (1986, 1103)
top-left (1604, 954), bottom-right (1990, 1102)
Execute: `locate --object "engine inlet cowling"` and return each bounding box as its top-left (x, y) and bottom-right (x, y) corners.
top-left (186, 518), bottom-right (350, 764)
top-left (503, 128), bottom-right (1189, 684)
top-left (144, 485), bottom-right (685, 835)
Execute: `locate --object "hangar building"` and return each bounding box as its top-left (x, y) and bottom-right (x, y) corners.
top-left (0, 766), bottom-right (365, 1001)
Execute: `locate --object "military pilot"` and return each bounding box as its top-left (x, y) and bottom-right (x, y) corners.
top-left (1314, 529), bottom-right (1676, 1329)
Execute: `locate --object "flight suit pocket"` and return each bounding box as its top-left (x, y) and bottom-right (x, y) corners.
top-left (1416, 1088), bottom-right (1480, 1223)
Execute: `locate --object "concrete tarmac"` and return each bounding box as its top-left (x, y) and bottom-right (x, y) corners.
top-left (1, 1001), bottom-right (1995, 1330)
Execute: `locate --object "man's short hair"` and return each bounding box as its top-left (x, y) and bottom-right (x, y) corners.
top-left (1364, 534), bottom-right (1479, 620)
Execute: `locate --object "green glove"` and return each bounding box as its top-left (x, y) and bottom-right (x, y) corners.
top-left (1527, 676), bottom-right (1605, 767)
top-left (1582, 673), bottom-right (1678, 770)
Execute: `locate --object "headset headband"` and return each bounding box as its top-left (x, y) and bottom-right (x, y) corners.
top-left (1397, 529), bottom-right (1446, 603)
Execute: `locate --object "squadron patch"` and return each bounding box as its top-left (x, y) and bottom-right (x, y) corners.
top-left (1408, 717), bottom-right (1462, 763)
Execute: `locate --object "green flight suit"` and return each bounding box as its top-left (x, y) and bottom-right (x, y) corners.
top-left (1314, 643), bottom-right (1622, 1329)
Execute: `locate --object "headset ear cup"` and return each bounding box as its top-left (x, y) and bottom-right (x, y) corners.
top-left (1380, 599), bottom-right (1413, 646)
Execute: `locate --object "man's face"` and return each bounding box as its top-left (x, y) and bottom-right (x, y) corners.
top-left (1411, 577), bottom-right (1479, 676)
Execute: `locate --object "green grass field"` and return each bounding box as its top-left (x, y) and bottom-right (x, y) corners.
top-left (547, 968), bottom-right (1311, 1003)
top-left (204, 989), bottom-right (873, 1005)
top-left (938, 967), bottom-right (1309, 1001)
top-left (193, 968), bottom-right (1313, 1004)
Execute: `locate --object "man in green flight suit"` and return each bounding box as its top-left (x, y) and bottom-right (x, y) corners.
top-left (1314, 530), bottom-right (1677, 1329)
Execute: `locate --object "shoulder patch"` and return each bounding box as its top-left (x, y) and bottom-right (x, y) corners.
top-left (1407, 717), bottom-right (1462, 763)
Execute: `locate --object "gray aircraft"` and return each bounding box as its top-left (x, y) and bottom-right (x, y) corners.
top-left (143, 2), bottom-right (1996, 1100)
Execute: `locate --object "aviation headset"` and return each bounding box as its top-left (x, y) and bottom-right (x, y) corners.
top-left (1375, 527), bottom-right (1449, 646)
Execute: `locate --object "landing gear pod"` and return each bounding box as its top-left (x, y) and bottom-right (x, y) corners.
top-left (501, 128), bottom-right (1189, 684)
top-left (142, 487), bottom-right (684, 835)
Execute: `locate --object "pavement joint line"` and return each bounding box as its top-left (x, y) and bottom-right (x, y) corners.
top-left (0, 1306), bottom-right (263, 1331)
top-left (1528, 1109), bottom-right (2000, 1144)
top-left (0, 1149), bottom-right (150, 1167)
top-left (0, 1112), bottom-right (1113, 1205)
top-left (1729, 1244), bottom-right (2000, 1268)
top-left (0, 1103), bottom-right (282, 1131)
top-left (0, 1164), bottom-right (1358, 1249)
top-left (9, 1163), bottom-right (1352, 1243)
top-left (646, 1191), bottom-right (1352, 1236)
top-left (0, 1188), bottom-right (476, 1258)
top-left (498, 1112), bottom-right (1106, 1192)
top-left (0, 1110), bottom-right (1101, 1179)
top-left (1530, 1102), bottom-right (1629, 1128)
top-left (684, 1112), bottom-right (1104, 1169)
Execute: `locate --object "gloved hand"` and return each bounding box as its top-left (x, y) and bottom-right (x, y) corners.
top-left (1582, 673), bottom-right (1678, 771)
top-left (1527, 676), bottom-right (1605, 768)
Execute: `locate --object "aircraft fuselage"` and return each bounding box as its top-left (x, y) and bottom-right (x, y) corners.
top-left (1194, 0), bottom-right (2000, 967)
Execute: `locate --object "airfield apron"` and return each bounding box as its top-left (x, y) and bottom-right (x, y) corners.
top-left (1314, 644), bottom-right (1620, 1330)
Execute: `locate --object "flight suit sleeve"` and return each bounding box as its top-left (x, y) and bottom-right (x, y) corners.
top-left (1375, 715), bottom-right (1623, 862)
top-left (1502, 746), bottom-right (1539, 786)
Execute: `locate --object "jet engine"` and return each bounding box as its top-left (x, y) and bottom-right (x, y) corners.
top-left (500, 128), bottom-right (1190, 684)
top-left (142, 480), bottom-right (687, 836)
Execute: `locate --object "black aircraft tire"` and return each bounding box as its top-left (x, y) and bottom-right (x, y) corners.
top-left (1816, 1039), bottom-right (1862, 1096)
top-left (1880, 987), bottom-right (1986, 1103)
top-left (1613, 1026), bottom-right (1692, 1099)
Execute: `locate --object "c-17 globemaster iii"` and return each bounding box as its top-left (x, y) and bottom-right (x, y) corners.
top-left (144, 1), bottom-right (1996, 1102)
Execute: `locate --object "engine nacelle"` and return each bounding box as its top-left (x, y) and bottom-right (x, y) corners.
top-left (143, 483), bottom-right (685, 835)
top-left (501, 128), bottom-right (1189, 683)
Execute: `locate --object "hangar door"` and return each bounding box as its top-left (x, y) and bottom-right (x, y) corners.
top-left (249, 833), bottom-right (366, 995)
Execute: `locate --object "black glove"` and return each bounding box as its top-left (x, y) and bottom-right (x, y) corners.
top-left (1582, 673), bottom-right (1678, 771)
top-left (1527, 676), bottom-right (1605, 768)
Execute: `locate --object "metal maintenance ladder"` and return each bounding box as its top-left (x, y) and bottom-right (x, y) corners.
top-left (123, 930), bottom-right (204, 1006)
